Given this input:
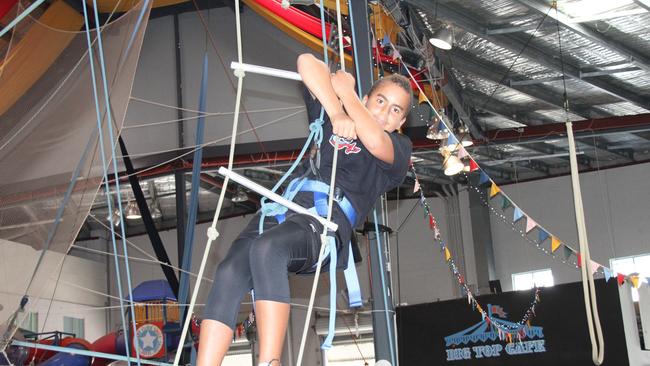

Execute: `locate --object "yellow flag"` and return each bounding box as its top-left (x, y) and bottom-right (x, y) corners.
top-left (551, 236), bottom-right (561, 253)
top-left (445, 247), bottom-right (451, 261)
top-left (418, 91), bottom-right (428, 104)
top-left (490, 182), bottom-right (500, 198)
top-left (631, 275), bottom-right (640, 289)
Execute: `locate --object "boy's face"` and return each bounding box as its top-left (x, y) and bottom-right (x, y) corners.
top-left (362, 82), bottom-right (411, 133)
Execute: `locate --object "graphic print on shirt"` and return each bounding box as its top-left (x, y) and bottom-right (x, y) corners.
top-left (329, 135), bottom-right (361, 155)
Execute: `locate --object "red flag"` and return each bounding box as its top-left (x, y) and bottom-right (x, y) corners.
top-left (428, 214), bottom-right (435, 230)
top-left (617, 273), bottom-right (625, 286)
top-left (469, 159), bottom-right (479, 172)
top-left (577, 253), bottom-right (582, 267)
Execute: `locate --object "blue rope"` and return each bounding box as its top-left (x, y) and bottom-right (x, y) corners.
top-left (373, 209), bottom-right (397, 366)
top-left (258, 1), bottom-right (332, 232)
top-left (178, 52), bottom-right (209, 321)
top-left (80, 3), bottom-right (133, 364)
top-left (0, 0), bottom-right (46, 38)
top-left (85, 0), bottom-right (149, 362)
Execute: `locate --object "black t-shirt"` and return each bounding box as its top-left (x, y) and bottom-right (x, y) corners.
top-left (294, 87), bottom-right (412, 268)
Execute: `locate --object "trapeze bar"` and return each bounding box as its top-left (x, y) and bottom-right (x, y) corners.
top-left (11, 340), bottom-right (172, 366)
top-left (217, 167), bottom-right (338, 232)
top-left (230, 61), bottom-right (302, 81)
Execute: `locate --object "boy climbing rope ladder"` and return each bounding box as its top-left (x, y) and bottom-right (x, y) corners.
top-left (197, 53), bottom-right (413, 366)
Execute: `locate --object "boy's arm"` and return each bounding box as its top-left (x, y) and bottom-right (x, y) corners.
top-left (297, 54), bottom-right (356, 140)
top-left (331, 71), bottom-right (396, 164)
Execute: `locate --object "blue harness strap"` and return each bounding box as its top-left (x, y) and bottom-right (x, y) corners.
top-left (259, 177), bottom-right (362, 349)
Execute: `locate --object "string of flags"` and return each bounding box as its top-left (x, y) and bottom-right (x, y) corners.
top-left (385, 38), bottom-right (649, 293)
top-left (411, 165), bottom-right (541, 340)
top-left (474, 176), bottom-right (649, 290)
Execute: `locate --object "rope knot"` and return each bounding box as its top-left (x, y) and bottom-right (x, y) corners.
top-left (260, 202), bottom-right (288, 217)
top-left (233, 68), bottom-right (246, 78)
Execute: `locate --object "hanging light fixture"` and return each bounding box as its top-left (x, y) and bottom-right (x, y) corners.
top-left (231, 187), bottom-right (249, 203)
top-left (442, 151), bottom-right (464, 176)
top-left (429, 26), bottom-right (453, 50)
top-left (125, 201), bottom-right (141, 220)
top-left (426, 115), bottom-right (450, 140)
top-left (457, 125), bottom-right (474, 147)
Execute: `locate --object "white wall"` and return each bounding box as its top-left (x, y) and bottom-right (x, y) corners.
top-left (0, 239), bottom-right (107, 342)
top-left (122, 7), bottom-right (314, 159)
top-left (489, 162), bottom-right (650, 292)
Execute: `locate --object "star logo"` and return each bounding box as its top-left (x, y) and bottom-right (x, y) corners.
top-left (136, 323), bottom-right (163, 358)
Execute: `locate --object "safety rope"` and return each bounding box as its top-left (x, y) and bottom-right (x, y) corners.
top-left (171, 0), bottom-right (246, 363)
top-left (84, 0), bottom-right (153, 363)
top-left (295, 0), bottom-right (345, 363)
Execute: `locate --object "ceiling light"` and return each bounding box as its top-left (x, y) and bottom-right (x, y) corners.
top-left (429, 27), bottom-right (453, 50)
top-left (426, 118), bottom-right (450, 140)
top-left (150, 204), bottom-right (162, 219)
top-left (231, 188), bottom-right (248, 203)
top-left (457, 125), bottom-right (474, 147)
top-left (125, 201), bottom-right (141, 220)
top-left (442, 153), bottom-right (464, 176)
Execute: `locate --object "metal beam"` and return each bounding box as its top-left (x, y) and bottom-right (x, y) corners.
top-left (442, 48), bottom-right (610, 120)
top-left (515, 0), bottom-right (650, 73)
top-left (462, 89), bottom-right (557, 126)
top-left (406, 0), bottom-right (650, 110)
top-left (635, 0), bottom-right (650, 12)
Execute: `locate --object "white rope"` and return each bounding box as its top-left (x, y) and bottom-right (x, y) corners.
top-left (123, 106), bottom-right (304, 129)
top-left (171, 0), bottom-right (246, 363)
top-left (105, 109), bottom-right (304, 183)
top-left (566, 121), bottom-right (605, 365)
top-left (117, 109), bottom-right (304, 158)
top-left (70, 244), bottom-right (213, 283)
top-left (296, 1), bottom-right (346, 364)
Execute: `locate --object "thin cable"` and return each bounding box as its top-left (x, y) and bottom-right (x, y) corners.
top-left (189, 0), bottom-right (270, 161)
top-left (106, 110), bottom-right (305, 182)
top-left (172, 1), bottom-right (247, 363)
top-left (117, 109), bottom-right (305, 159)
top-left (80, 1), bottom-right (135, 363)
top-left (122, 105), bottom-right (304, 129)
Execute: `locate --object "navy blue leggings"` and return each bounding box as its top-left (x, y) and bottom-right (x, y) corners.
top-left (203, 214), bottom-right (322, 329)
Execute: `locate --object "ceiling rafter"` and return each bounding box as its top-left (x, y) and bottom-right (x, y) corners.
top-left (515, 0), bottom-right (650, 73)
top-left (405, 0), bottom-right (650, 111)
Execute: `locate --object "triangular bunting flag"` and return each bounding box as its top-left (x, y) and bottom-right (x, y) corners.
top-left (603, 267), bottom-right (612, 282)
top-left (590, 260), bottom-right (600, 275)
top-left (445, 247), bottom-right (451, 261)
top-left (490, 182), bottom-right (501, 198)
top-left (501, 196), bottom-right (511, 210)
top-left (577, 253), bottom-right (582, 267)
top-left (447, 133), bottom-right (459, 147)
top-left (418, 91), bottom-right (428, 104)
top-left (525, 217), bottom-right (537, 233)
top-left (617, 273), bottom-right (625, 286)
top-left (413, 179), bottom-right (421, 193)
top-left (513, 207), bottom-right (524, 222)
top-left (562, 246), bottom-right (573, 261)
top-left (551, 236), bottom-right (561, 253)
top-left (479, 171), bottom-right (490, 184)
top-left (392, 48), bottom-right (401, 60)
top-left (469, 159), bottom-right (479, 172)
top-left (630, 275), bottom-right (640, 289)
top-left (457, 147), bottom-right (468, 159)
top-left (382, 34), bottom-right (391, 46)
top-left (538, 229), bottom-right (550, 243)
